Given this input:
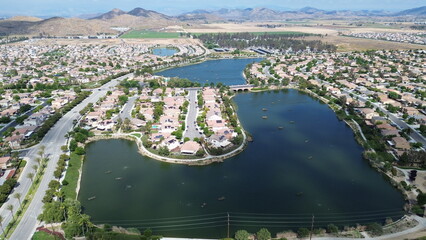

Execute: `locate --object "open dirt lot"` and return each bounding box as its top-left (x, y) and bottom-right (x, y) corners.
top-left (185, 22), bottom-right (339, 35)
top-left (305, 35), bottom-right (426, 51)
top-left (12, 37), bottom-right (203, 46)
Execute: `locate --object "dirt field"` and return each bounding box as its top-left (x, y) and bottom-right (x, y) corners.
top-left (184, 21), bottom-right (426, 51)
top-left (305, 35), bottom-right (426, 52)
top-left (12, 38), bottom-right (203, 46)
top-left (185, 22), bottom-right (339, 35)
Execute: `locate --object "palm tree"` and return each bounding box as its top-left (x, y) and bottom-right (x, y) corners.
top-left (32, 164), bottom-right (38, 173)
top-left (26, 172), bottom-right (34, 183)
top-left (13, 193), bottom-right (22, 209)
top-left (0, 215), bottom-right (4, 235)
top-left (35, 157), bottom-right (41, 166)
top-left (6, 205), bottom-right (14, 220)
top-left (55, 191), bottom-right (64, 203)
top-left (39, 145), bottom-right (46, 153)
top-left (37, 150), bottom-right (44, 159)
top-left (78, 214), bottom-right (91, 235)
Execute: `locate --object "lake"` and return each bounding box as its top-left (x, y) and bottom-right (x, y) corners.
top-left (152, 47), bottom-right (178, 57)
top-left (79, 89), bottom-right (405, 238)
top-left (157, 58), bottom-right (263, 86)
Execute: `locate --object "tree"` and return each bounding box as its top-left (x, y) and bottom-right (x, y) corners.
top-left (417, 192), bottom-right (426, 206)
top-left (0, 215), bottom-right (4, 235)
top-left (196, 149), bottom-right (205, 157)
top-left (297, 228), bottom-right (310, 238)
top-left (367, 223), bottom-right (383, 236)
top-left (123, 118), bottom-right (131, 132)
top-left (79, 214), bottom-right (91, 236)
top-left (327, 224), bottom-right (339, 234)
top-left (257, 228), bottom-right (271, 240)
top-left (74, 147), bottom-right (85, 155)
top-left (144, 228), bottom-right (153, 239)
top-left (74, 133), bottom-right (87, 143)
top-left (32, 164), bottom-right (38, 173)
top-left (69, 139), bottom-right (78, 152)
top-left (6, 204), bottom-right (14, 220)
top-left (235, 229), bottom-right (250, 240)
top-left (26, 172), bottom-right (34, 182)
top-left (158, 146), bottom-right (170, 156)
top-left (13, 193), bottom-right (22, 209)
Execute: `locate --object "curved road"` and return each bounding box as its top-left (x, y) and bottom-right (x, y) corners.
top-left (2, 73), bottom-right (132, 240)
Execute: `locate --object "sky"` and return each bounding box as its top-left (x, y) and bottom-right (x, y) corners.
top-left (0, 0), bottom-right (424, 17)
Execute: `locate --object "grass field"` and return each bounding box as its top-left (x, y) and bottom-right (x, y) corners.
top-left (121, 30), bottom-right (183, 39)
top-left (32, 231), bottom-right (57, 240)
top-left (192, 31), bottom-right (313, 36)
top-left (62, 153), bottom-right (83, 200)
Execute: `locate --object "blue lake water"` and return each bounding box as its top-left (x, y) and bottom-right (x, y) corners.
top-left (79, 88), bottom-right (405, 238)
top-left (157, 58), bottom-right (263, 85)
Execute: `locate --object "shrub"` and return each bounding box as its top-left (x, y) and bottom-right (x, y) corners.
top-left (297, 228), bottom-right (310, 238)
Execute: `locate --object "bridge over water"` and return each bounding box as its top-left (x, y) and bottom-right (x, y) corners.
top-left (229, 84), bottom-right (254, 92)
top-left (185, 84), bottom-right (254, 92)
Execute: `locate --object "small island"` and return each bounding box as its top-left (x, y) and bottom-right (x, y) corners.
top-left (82, 75), bottom-right (247, 164)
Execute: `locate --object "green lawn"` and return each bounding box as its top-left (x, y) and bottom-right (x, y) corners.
top-left (130, 133), bottom-right (142, 138)
top-left (32, 231), bottom-right (57, 240)
top-left (62, 153), bottom-right (83, 200)
top-left (121, 30), bottom-right (183, 39)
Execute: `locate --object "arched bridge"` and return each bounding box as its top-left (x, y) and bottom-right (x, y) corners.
top-left (229, 84), bottom-right (254, 92)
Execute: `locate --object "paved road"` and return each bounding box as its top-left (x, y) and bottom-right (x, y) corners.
top-left (0, 100), bottom-right (48, 136)
top-left (116, 95), bottom-right (137, 121)
top-left (4, 73), bottom-right (132, 240)
top-left (263, 66), bottom-right (274, 79)
top-left (183, 89), bottom-right (201, 140)
top-left (342, 89), bottom-right (426, 146)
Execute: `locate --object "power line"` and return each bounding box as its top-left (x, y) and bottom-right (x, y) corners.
top-left (92, 209), bottom-right (405, 224)
top-left (230, 211), bottom-right (405, 220)
top-left (91, 212), bottom-right (227, 223)
top-left (229, 208), bottom-right (405, 216)
top-left (92, 215), bottom-right (227, 224)
top-left (89, 211), bottom-right (405, 230)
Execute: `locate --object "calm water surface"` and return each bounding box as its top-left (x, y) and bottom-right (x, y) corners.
top-left (79, 89), bottom-right (405, 238)
top-left (157, 58), bottom-right (263, 85)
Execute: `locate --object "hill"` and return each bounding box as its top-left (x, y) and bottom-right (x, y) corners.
top-left (91, 8), bottom-right (126, 20)
top-left (396, 6), bottom-right (426, 16)
top-left (0, 17), bottom-right (114, 36)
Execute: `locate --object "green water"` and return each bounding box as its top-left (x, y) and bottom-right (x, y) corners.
top-left (79, 89), bottom-right (405, 238)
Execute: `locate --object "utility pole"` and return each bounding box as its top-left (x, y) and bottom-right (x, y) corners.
top-left (227, 212), bottom-right (230, 238)
top-left (309, 214), bottom-right (315, 240)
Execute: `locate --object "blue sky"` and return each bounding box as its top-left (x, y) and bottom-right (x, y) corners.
top-left (0, 0), bottom-right (424, 17)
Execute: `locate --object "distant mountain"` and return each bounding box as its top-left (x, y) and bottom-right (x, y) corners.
top-left (0, 17), bottom-right (114, 36)
top-left (76, 13), bottom-right (103, 20)
top-left (91, 8), bottom-right (126, 20)
top-left (299, 7), bottom-right (325, 14)
top-left (395, 6), bottom-right (426, 16)
top-left (179, 6), bottom-right (424, 21)
top-left (189, 7), bottom-right (287, 21)
top-left (90, 7), bottom-right (178, 28)
top-left (127, 7), bottom-right (170, 19)
top-left (0, 7), bottom-right (179, 36)
top-left (1, 5), bottom-right (425, 37)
